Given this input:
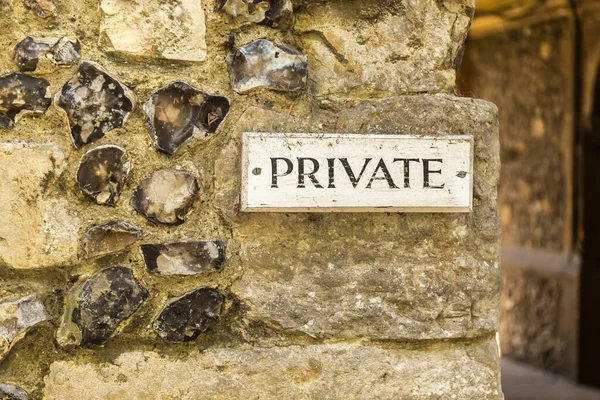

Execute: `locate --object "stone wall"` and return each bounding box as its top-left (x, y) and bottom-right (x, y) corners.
top-left (0, 0), bottom-right (502, 399)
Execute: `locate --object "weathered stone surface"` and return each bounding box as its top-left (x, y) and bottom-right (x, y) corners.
top-left (13, 36), bottom-right (81, 72)
top-left (54, 61), bottom-right (136, 147)
top-left (43, 340), bottom-right (502, 399)
top-left (76, 145), bottom-right (131, 205)
top-left (81, 221), bottom-right (142, 259)
top-left (153, 288), bottom-right (223, 343)
top-left (228, 39), bottom-right (308, 93)
top-left (23, 0), bottom-right (55, 18)
top-left (131, 169), bottom-right (199, 225)
top-left (143, 82), bottom-right (230, 155)
top-left (216, 0), bottom-right (294, 30)
top-left (0, 295), bottom-right (48, 361)
top-left (0, 143), bottom-right (80, 269)
top-left (0, 73), bottom-right (51, 129)
top-left (0, 384), bottom-right (28, 400)
top-left (215, 94), bottom-right (501, 340)
top-left (295, 0), bottom-right (473, 101)
top-left (99, 0), bottom-right (207, 61)
top-left (140, 241), bottom-right (225, 275)
top-left (74, 267), bottom-right (148, 345)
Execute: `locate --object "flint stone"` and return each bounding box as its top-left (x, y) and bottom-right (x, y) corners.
top-left (23, 0), bottom-right (55, 18)
top-left (13, 36), bottom-right (81, 72)
top-left (54, 61), bottom-right (136, 147)
top-left (0, 384), bottom-right (28, 400)
top-left (215, 94), bottom-right (501, 340)
top-left (0, 143), bottom-right (81, 269)
top-left (76, 145), bottom-right (131, 205)
top-left (0, 73), bottom-right (51, 129)
top-left (81, 221), bottom-right (142, 258)
top-left (295, 0), bottom-right (473, 100)
top-left (131, 169), bottom-right (199, 225)
top-left (99, 0), bottom-right (207, 61)
top-left (153, 288), bottom-right (223, 343)
top-left (74, 267), bottom-right (148, 345)
top-left (0, 295), bottom-right (48, 361)
top-left (144, 82), bottom-right (230, 155)
top-left (228, 39), bottom-right (308, 93)
top-left (43, 340), bottom-right (502, 400)
top-left (141, 241), bottom-right (224, 275)
top-left (216, 0), bottom-right (294, 30)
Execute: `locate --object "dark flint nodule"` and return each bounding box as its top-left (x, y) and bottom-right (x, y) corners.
top-left (23, 0), bottom-right (56, 18)
top-left (14, 36), bottom-right (81, 72)
top-left (153, 288), bottom-right (224, 343)
top-left (131, 169), bottom-right (199, 225)
top-left (81, 221), bottom-right (142, 258)
top-left (215, 0), bottom-right (293, 30)
top-left (0, 384), bottom-right (28, 400)
top-left (143, 82), bottom-right (230, 155)
top-left (55, 61), bottom-right (136, 147)
top-left (76, 145), bottom-right (131, 206)
top-left (227, 39), bottom-right (308, 93)
top-left (0, 73), bottom-right (51, 129)
top-left (74, 266), bottom-right (148, 345)
top-left (140, 240), bottom-right (225, 275)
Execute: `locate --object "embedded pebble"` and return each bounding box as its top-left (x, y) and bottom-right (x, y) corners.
top-left (23, 0), bottom-right (56, 18)
top-left (81, 221), bottom-right (142, 258)
top-left (144, 82), bottom-right (230, 155)
top-left (74, 267), bottom-right (148, 345)
top-left (14, 36), bottom-right (81, 72)
top-left (140, 240), bottom-right (225, 275)
top-left (131, 169), bottom-right (198, 225)
top-left (54, 61), bottom-right (136, 147)
top-left (0, 295), bottom-right (48, 361)
top-left (216, 0), bottom-right (293, 30)
top-left (76, 145), bottom-right (131, 205)
top-left (0, 73), bottom-right (51, 129)
top-left (0, 384), bottom-right (28, 400)
top-left (153, 288), bottom-right (223, 343)
top-left (228, 39), bottom-right (308, 93)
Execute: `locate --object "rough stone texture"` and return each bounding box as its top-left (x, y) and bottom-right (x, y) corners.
top-left (140, 240), bottom-right (225, 275)
top-left (13, 36), bottom-right (80, 72)
top-left (216, 0), bottom-right (294, 30)
top-left (23, 0), bottom-right (55, 18)
top-left (294, 0), bottom-right (474, 102)
top-left (0, 384), bottom-right (28, 400)
top-left (43, 340), bottom-right (502, 400)
top-left (0, 143), bottom-right (80, 269)
top-left (76, 145), bottom-right (131, 205)
top-left (0, 73), bottom-right (51, 129)
top-left (81, 221), bottom-right (142, 259)
top-left (0, 295), bottom-right (47, 362)
top-left (215, 94), bottom-right (501, 340)
top-left (99, 0), bottom-right (207, 61)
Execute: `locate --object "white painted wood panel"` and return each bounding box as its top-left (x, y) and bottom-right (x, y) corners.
top-left (241, 133), bottom-right (473, 212)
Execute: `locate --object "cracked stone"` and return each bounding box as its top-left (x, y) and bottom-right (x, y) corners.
top-left (143, 82), bottom-right (230, 155)
top-left (54, 61), bottom-right (136, 147)
top-left (140, 240), bottom-right (225, 275)
top-left (0, 384), bottom-right (28, 400)
top-left (216, 0), bottom-right (293, 30)
top-left (81, 221), bottom-right (142, 258)
top-left (0, 73), bottom-right (51, 129)
top-left (0, 295), bottom-right (48, 361)
top-left (74, 267), bottom-right (148, 345)
top-left (14, 36), bottom-right (81, 72)
top-left (131, 169), bottom-right (198, 225)
top-left (227, 39), bottom-right (308, 93)
top-left (153, 288), bottom-right (223, 343)
top-left (76, 145), bottom-right (131, 205)
top-left (23, 0), bottom-right (55, 18)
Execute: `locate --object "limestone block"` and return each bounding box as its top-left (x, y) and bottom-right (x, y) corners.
top-left (215, 94), bottom-right (501, 340)
top-left (0, 143), bottom-right (80, 269)
top-left (43, 340), bottom-right (502, 400)
top-left (99, 0), bottom-right (207, 61)
top-left (295, 0), bottom-right (474, 100)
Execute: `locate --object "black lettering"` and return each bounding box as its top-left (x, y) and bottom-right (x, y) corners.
top-left (270, 157), bottom-right (293, 188)
top-left (297, 157), bottom-right (324, 188)
top-left (423, 159), bottom-right (445, 189)
top-left (366, 158), bottom-right (398, 189)
top-left (327, 158), bottom-right (336, 189)
top-left (393, 158), bottom-right (420, 188)
top-left (339, 158), bottom-right (372, 189)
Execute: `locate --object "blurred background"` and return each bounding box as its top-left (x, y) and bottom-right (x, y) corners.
top-left (457, 0), bottom-right (600, 398)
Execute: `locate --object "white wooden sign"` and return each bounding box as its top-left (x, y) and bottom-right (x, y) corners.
top-left (241, 133), bottom-right (473, 212)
